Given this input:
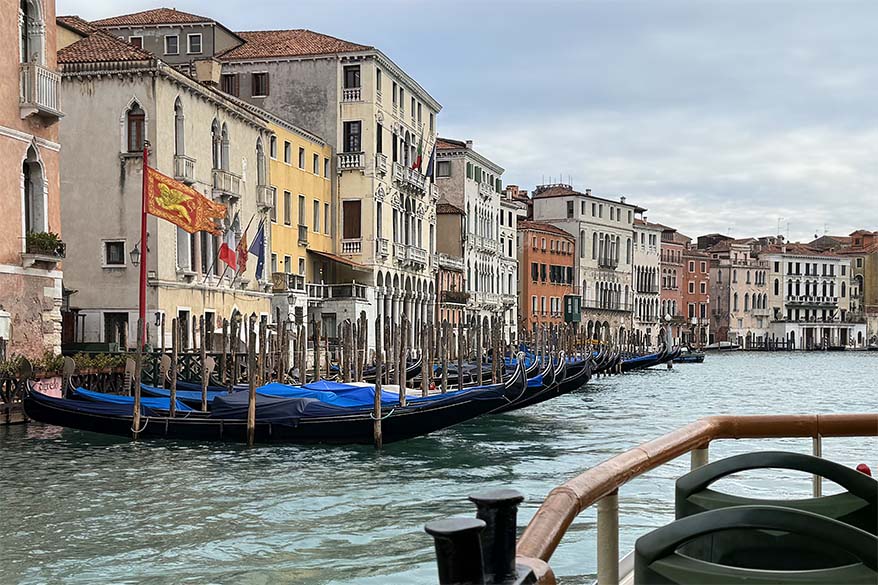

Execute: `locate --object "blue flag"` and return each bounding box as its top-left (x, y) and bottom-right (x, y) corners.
top-left (425, 143), bottom-right (436, 179)
top-left (248, 219), bottom-right (266, 281)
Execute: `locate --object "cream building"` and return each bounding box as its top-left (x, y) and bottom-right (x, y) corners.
top-left (532, 184), bottom-right (639, 342)
top-left (499, 192), bottom-right (524, 342)
top-left (57, 26), bottom-right (273, 348)
top-left (761, 244), bottom-right (865, 348)
top-left (435, 139), bottom-right (511, 335)
top-left (705, 239), bottom-right (769, 346)
top-left (632, 217), bottom-right (662, 348)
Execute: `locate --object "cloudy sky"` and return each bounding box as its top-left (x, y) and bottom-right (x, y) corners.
top-left (59, 0), bottom-right (877, 241)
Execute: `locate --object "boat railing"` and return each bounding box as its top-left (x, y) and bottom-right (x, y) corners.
top-left (426, 413), bottom-right (878, 585)
top-left (515, 413), bottom-right (878, 584)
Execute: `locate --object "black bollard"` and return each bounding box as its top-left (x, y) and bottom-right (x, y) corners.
top-left (468, 489), bottom-right (525, 584)
top-left (424, 517), bottom-right (487, 585)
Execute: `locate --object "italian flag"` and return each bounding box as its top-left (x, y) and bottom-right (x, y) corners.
top-left (218, 213), bottom-right (239, 268)
top-left (411, 132), bottom-right (424, 171)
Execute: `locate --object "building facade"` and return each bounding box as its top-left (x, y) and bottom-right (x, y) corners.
top-left (659, 226), bottom-right (687, 343)
top-left (818, 230), bottom-right (878, 345)
top-left (435, 202), bottom-right (467, 327)
top-left (499, 192), bottom-right (524, 342)
top-left (682, 248), bottom-right (711, 347)
top-left (761, 244), bottom-right (864, 348)
top-left (531, 184), bottom-right (638, 342)
top-left (434, 138), bottom-right (509, 334)
top-left (631, 218), bottom-right (662, 348)
top-left (0, 0), bottom-right (64, 359)
top-left (705, 239), bottom-right (769, 346)
top-left (517, 221), bottom-right (575, 333)
top-left (57, 28), bottom-right (273, 349)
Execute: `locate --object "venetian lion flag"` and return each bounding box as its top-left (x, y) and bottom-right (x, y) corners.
top-left (145, 166), bottom-right (226, 235)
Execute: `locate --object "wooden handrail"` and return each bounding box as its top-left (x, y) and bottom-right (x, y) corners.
top-left (515, 413), bottom-right (878, 581)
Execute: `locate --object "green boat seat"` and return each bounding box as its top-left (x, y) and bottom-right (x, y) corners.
top-left (675, 451), bottom-right (877, 535)
top-left (634, 505), bottom-right (878, 584)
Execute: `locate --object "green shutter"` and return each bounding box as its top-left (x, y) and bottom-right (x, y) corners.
top-left (466, 162), bottom-right (472, 179)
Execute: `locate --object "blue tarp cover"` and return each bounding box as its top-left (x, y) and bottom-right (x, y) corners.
top-left (73, 387), bottom-right (193, 412)
top-left (141, 384), bottom-right (229, 402)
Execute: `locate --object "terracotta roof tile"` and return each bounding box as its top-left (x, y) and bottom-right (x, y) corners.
top-left (92, 8), bottom-right (214, 26)
top-left (518, 221), bottom-right (574, 238)
top-left (758, 243), bottom-right (840, 258)
top-left (57, 15), bottom-right (98, 36)
top-left (436, 202), bottom-right (465, 215)
top-left (436, 137), bottom-right (467, 150)
top-left (532, 184), bottom-right (580, 199)
top-left (58, 30), bottom-right (154, 64)
top-left (218, 29), bottom-right (372, 60)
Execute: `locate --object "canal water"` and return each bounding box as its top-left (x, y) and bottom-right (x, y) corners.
top-left (1, 352), bottom-right (875, 584)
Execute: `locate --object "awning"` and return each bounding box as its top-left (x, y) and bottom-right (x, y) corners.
top-left (308, 249), bottom-right (371, 272)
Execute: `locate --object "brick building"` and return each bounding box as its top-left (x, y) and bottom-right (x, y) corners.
top-left (517, 221), bottom-right (575, 333)
top-left (659, 226), bottom-right (689, 344)
top-left (682, 248), bottom-right (711, 347)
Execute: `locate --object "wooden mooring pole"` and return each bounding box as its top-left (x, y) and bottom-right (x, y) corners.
top-left (247, 315), bottom-right (257, 447)
top-left (132, 317), bottom-right (144, 441)
top-left (373, 317), bottom-right (383, 449)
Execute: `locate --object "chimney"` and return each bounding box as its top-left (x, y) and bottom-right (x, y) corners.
top-left (465, 140), bottom-right (473, 149)
top-left (585, 188), bottom-right (592, 196)
top-left (194, 58), bottom-right (222, 87)
top-left (620, 196), bottom-right (626, 204)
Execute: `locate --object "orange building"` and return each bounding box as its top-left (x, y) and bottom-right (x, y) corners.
top-left (517, 221), bottom-right (575, 333)
top-left (0, 0), bottom-right (64, 358)
top-left (682, 248), bottom-right (711, 347)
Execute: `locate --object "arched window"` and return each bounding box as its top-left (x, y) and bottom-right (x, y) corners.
top-left (19, 0), bottom-right (46, 65)
top-left (733, 292), bottom-right (739, 312)
top-left (220, 123), bottom-right (230, 170)
top-left (579, 230), bottom-right (586, 257)
top-left (626, 238), bottom-right (631, 264)
top-left (744, 293), bottom-right (750, 312)
top-left (126, 102), bottom-right (145, 152)
top-left (211, 119), bottom-right (221, 169)
top-left (174, 97), bottom-right (184, 155)
top-left (256, 137), bottom-right (266, 186)
top-left (592, 232), bottom-right (598, 259)
top-left (774, 278), bottom-right (779, 296)
top-left (841, 281), bottom-right (847, 298)
top-left (22, 144), bottom-right (46, 235)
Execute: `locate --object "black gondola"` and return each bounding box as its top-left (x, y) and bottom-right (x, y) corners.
top-left (22, 358), bottom-right (527, 445)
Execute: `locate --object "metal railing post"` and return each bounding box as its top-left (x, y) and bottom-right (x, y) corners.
top-left (596, 491), bottom-right (619, 585)
top-left (690, 444), bottom-right (709, 470)
top-left (812, 435), bottom-right (822, 497)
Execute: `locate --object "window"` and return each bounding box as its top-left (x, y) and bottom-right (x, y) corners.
top-left (129, 36), bottom-right (143, 49)
top-left (343, 65), bottom-right (360, 88)
top-left (270, 188), bottom-right (277, 223)
top-left (284, 255), bottom-right (292, 274)
top-left (104, 241), bottom-right (125, 266)
top-left (283, 191), bottom-right (291, 225)
top-left (531, 262), bottom-right (538, 281)
top-left (298, 195), bottom-right (305, 226)
top-left (324, 203), bottom-right (331, 236)
top-left (392, 81), bottom-right (398, 104)
top-left (221, 73), bottom-right (239, 96)
top-left (22, 146), bottom-right (46, 234)
top-left (187, 33), bottom-right (202, 54)
top-left (532, 296), bottom-right (537, 313)
top-left (376, 123), bottom-right (383, 153)
top-left (688, 261), bottom-right (695, 272)
top-left (342, 200), bottom-right (362, 239)
top-left (268, 136), bottom-right (277, 159)
top-left (283, 141), bottom-right (291, 164)
top-left (566, 200), bottom-right (574, 218)
top-left (700, 261), bottom-right (706, 273)
top-left (298, 147), bottom-right (305, 169)
top-left (126, 102), bottom-right (145, 152)
top-left (688, 303), bottom-right (696, 319)
top-left (437, 161), bottom-right (451, 177)
top-left (688, 281), bottom-right (695, 294)
top-left (324, 157), bottom-right (330, 177)
top-left (376, 68), bottom-right (382, 91)
top-left (429, 112), bottom-right (434, 133)
top-left (251, 72), bottom-right (269, 97)
top-left (343, 121), bottom-right (361, 153)
top-left (313, 200), bottom-right (320, 233)
top-left (410, 97), bottom-right (415, 118)
top-left (164, 35), bottom-right (179, 55)
top-left (417, 102), bottom-right (422, 124)
top-left (271, 253), bottom-right (277, 273)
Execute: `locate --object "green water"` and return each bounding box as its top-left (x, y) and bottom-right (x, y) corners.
top-left (1, 352), bottom-right (875, 584)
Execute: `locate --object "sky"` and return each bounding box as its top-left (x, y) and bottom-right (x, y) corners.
top-left (57, 0), bottom-right (878, 242)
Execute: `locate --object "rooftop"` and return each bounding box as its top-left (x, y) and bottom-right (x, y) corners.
top-left (532, 183), bottom-right (645, 212)
top-left (218, 29), bottom-right (372, 60)
top-left (91, 7), bottom-right (216, 26)
top-left (518, 221), bottom-right (574, 239)
top-left (57, 15), bottom-right (98, 36)
top-left (436, 202), bottom-right (465, 216)
top-left (436, 138), bottom-right (468, 150)
top-left (58, 29), bottom-right (155, 64)
top-left (758, 243), bottom-right (840, 258)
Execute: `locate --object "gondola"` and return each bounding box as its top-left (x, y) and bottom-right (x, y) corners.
top-left (492, 350), bottom-right (593, 414)
top-left (673, 347), bottom-right (705, 363)
top-left (23, 356), bottom-right (527, 445)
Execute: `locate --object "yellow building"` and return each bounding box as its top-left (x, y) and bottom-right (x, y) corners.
top-left (264, 115), bottom-right (334, 320)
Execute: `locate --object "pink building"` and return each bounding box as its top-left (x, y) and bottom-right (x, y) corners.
top-left (0, 0), bottom-right (64, 359)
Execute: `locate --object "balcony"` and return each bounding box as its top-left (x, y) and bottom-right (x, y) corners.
top-left (212, 168), bottom-right (241, 200)
top-left (375, 153), bottom-right (388, 175)
top-left (478, 181), bottom-right (493, 199)
top-left (500, 293), bottom-right (517, 306)
top-left (440, 290), bottom-right (470, 305)
top-left (341, 238), bottom-right (362, 255)
top-left (271, 272), bottom-right (306, 293)
top-left (392, 162), bottom-right (426, 194)
top-left (598, 255), bottom-right (619, 269)
top-left (786, 295), bottom-right (838, 307)
top-left (297, 224), bottom-right (308, 245)
top-left (376, 237), bottom-right (389, 258)
top-left (173, 155), bottom-right (196, 184)
top-left (393, 242), bottom-right (406, 260)
top-left (308, 282), bottom-right (368, 301)
top-left (342, 87), bottom-right (361, 102)
top-left (338, 151), bottom-right (365, 171)
top-left (436, 253), bottom-right (464, 272)
top-left (19, 63), bottom-right (62, 120)
top-left (21, 232), bottom-right (65, 268)
top-left (256, 185), bottom-right (273, 210)
top-left (405, 245), bottom-right (428, 267)
top-left (752, 307), bottom-right (771, 317)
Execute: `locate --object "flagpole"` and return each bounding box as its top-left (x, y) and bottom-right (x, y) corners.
top-left (139, 141), bottom-right (150, 347)
top-left (229, 213), bottom-right (258, 287)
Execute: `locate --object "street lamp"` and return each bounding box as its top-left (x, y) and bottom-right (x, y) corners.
top-left (129, 242), bottom-right (141, 267)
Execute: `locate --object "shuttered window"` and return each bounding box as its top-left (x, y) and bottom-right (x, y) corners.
top-left (342, 200), bottom-right (361, 239)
